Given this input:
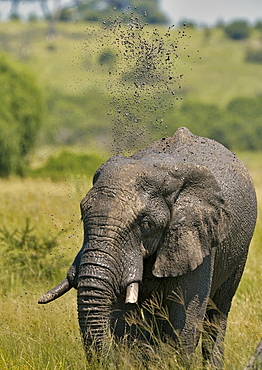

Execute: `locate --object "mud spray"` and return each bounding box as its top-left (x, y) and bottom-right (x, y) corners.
top-left (84, 8), bottom-right (193, 154)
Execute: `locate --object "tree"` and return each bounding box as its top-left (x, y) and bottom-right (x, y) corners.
top-left (75, 0), bottom-right (168, 24)
top-left (224, 20), bottom-right (250, 40)
top-left (0, 54), bottom-right (45, 176)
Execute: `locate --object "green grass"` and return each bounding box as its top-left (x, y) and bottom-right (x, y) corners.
top-left (0, 153), bottom-right (261, 369)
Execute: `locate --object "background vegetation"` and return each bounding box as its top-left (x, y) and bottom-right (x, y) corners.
top-left (0, 11), bottom-right (261, 369)
top-left (0, 53), bottom-right (44, 176)
top-left (0, 19), bottom-right (262, 177)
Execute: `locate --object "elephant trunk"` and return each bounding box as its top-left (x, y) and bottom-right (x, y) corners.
top-left (77, 248), bottom-right (118, 354)
top-left (77, 241), bottom-right (143, 355)
top-left (78, 282), bottom-right (140, 354)
top-left (77, 285), bottom-right (112, 355)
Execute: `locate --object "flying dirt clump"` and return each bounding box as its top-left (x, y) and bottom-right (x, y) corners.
top-left (98, 10), bottom-right (190, 154)
top-left (81, 9), bottom-right (191, 154)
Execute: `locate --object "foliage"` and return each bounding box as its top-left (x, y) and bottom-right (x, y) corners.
top-left (43, 88), bottom-right (112, 147)
top-left (1, 22), bottom-right (262, 158)
top-left (0, 54), bottom-right (45, 177)
top-left (30, 150), bottom-right (107, 180)
top-left (98, 48), bottom-right (117, 66)
top-left (178, 19), bottom-right (197, 28)
top-left (224, 20), bottom-right (251, 40)
top-left (167, 96), bottom-right (262, 151)
top-left (254, 20), bottom-right (262, 32)
top-left (76, 0), bottom-right (168, 24)
top-left (245, 46), bottom-right (262, 64)
top-left (0, 218), bottom-right (65, 292)
top-left (225, 96), bottom-right (262, 150)
top-left (59, 7), bottom-right (75, 22)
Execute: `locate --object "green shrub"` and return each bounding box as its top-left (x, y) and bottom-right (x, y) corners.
top-left (43, 90), bottom-right (111, 146)
top-left (82, 11), bottom-right (102, 22)
top-left (0, 54), bottom-right (45, 176)
top-left (224, 20), bottom-right (250, 40)
top-left (31, 150), bottom-right (107, 181)
top-left (0, 121), bottom-right (21, 176)
top-left (178, 19), bottom-right (197, 28)
top-left (170, 101), bottom-right (224, 140)
top-left (224, 96), bottom-right (262, 150)
top-left (254, 20), bottom-right (262, 31)
top-left (166, 96), bottom-right (262, 151)
top-left (59, 7), bottom-right (75, 22)
top-left (98, 48), bottom-right (117, 66)
top-left (0, 218), bottom-right (64, 291)
top-left (245, 47), bottom-right (262, 63)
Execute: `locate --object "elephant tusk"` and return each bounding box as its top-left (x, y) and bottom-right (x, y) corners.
top-left (38, 278), bottom-right (71, 304)
top-left (125, 282), bottom-right (139, 304)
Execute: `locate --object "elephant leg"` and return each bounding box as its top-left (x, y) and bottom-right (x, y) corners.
top-left (160, 254), bottom-right (215, 362)
top-left (202, 305), bottom-right (227, 368)
top-left (202, 265), bottom-right (245, 368)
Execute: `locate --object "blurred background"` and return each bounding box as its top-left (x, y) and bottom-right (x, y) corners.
top-left (0, 0), bottom-right (262, 178)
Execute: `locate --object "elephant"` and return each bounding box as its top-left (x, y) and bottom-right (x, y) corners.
top-left (39, 127), bottom-right (257, 367)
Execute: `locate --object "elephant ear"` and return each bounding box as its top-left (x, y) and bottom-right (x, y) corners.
top-left (152, 164), bottom-right (231, 278)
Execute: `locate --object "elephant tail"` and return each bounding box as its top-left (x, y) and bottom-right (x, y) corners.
top-left (38, 278), bottom-right (72, 304)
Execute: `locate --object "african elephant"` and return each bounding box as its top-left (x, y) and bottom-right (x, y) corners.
top-left (39, 127), bottom-right (257, 367)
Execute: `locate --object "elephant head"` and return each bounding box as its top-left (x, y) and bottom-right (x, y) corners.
top-left (39, 152), bottom-right (230, 355)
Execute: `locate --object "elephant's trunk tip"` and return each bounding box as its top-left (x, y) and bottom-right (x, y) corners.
top-left (38, 278), bottom-right (71, 304)
top-left (125, 282), bottom-right (139, 304)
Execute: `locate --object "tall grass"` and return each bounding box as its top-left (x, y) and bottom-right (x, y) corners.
top-left (0, 153), bottom-right (261, 369)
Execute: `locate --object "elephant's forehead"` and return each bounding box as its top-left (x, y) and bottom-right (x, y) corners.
top-left (83, 163), bottom-right (148, 210)
top-left (98, 160), bottom-right (155, 185)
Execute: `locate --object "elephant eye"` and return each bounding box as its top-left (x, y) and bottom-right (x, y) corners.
top-left (139, 219), bottom-right (154, 236)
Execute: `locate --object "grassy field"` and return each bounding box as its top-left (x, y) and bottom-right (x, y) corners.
top-left (0, 152), bottom-right (261, 369)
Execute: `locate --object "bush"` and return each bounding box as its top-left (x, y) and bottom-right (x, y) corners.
top-left (178, 19), bottom-right (197, 28)
top-left (224, 96), bottom-right (262, 150)
top-left (31, 150), bottom-right (107, 181)
top-left (98, 48), bottom-right (117, 66)
top-left (59, 7), bottom-right (75, 22)
top-left (0, 218), bottom-right (64, 291)
top-left (171, 101), bottom-right (223, 140)
top-left (254, 20), bottom-right (262, 31)
top-left (43, 89), bottom-right (111, 146)
top-left (167, 96), bottom-right (262, 152)
top-left (224, 20), bottom-right (251, 40)
top-left (245, 47), bottom-right (262, 64)
top-left (82, 11), bottom-right (102, 22)
top-left (0, 54), bottom-right (45, 176)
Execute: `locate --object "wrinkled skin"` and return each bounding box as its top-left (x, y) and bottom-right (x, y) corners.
top-left (39, 127), bottom-right (257, 368)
